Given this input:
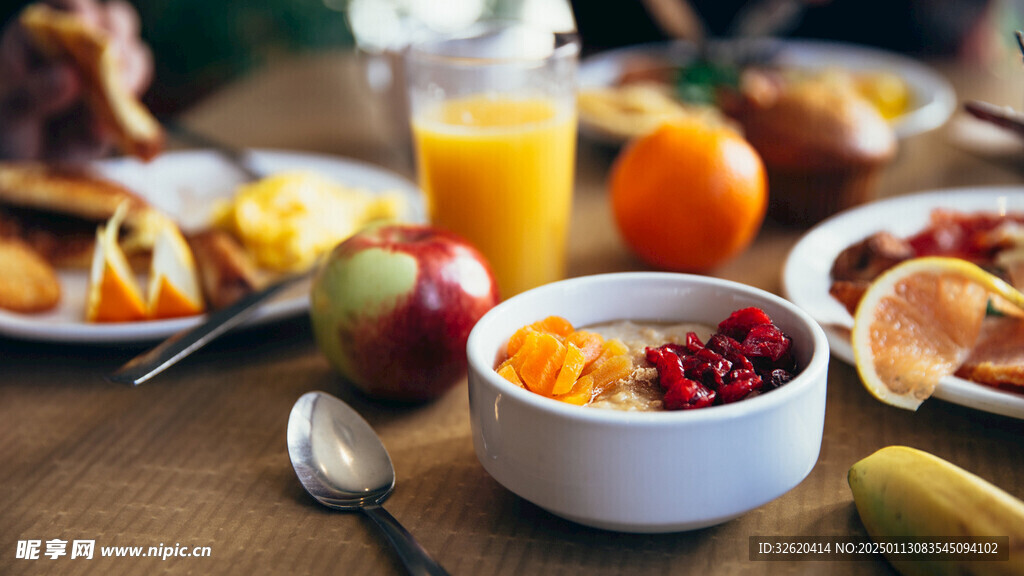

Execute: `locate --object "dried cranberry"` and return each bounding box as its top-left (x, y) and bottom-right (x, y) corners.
top-left (646, 308), bottom-right (800, 410)
top-left (717, 307), bottom-right (773, 341)
top-left (646, 346), bottom-right (686, 383)
top-left (705, 333), bottom-right (739, 355)
top-left (648, 345), bottom-right (717, 409)
top-left (740, 323), bottom-right (791, 362)
top-left (718, 369), bottom-right (763, 404)
top-left (683, 348), bottom-right (732, 389)
top-left (705, 334), bottom-right (753, 371)
top-left (725, 349), bottom-right (754, 372)
top-left (684, 332), bottom-right (705, 354)
top-left (659, 342), bottom-right (689, 359)
top-left (663, 378), bottom-right (716, 410)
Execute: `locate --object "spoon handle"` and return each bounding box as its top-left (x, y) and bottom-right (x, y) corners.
top-left (362, 505), bottom-right (450, 576)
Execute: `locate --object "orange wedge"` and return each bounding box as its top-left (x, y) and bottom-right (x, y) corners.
top-left (147, 219), bottom-right (204, 319)
top-left (85, 205), bottom-right (146, 322)
top-left (852, 257), bottom-right (1024, 410)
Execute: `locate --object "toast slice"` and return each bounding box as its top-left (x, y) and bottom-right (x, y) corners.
top-left (19, 3), bottom-right (163, 161)
top-left (187, 228), bottom-right (263, 310)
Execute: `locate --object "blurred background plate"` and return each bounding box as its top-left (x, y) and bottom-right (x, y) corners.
top-left (578, 38), bottom-right (957, 144)
top-left (0, 149), bottom-right (424, 344)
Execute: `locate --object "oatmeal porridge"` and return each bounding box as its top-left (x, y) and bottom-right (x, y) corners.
top-left (585, 320), bottom-right (713, 411)
top-left (495, 308), bottom-right (800, 411)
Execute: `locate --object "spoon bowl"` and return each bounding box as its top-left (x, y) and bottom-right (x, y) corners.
top-left (287, 391), bottom-right (449, 575)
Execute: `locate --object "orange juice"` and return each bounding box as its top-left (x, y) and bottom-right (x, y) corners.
top-left (412, 95), bottom-right (576, 297)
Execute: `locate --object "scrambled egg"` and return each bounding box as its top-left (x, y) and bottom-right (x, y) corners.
top-left (213, 171), bottom-right (404, 272)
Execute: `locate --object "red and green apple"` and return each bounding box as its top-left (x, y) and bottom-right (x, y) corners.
top-left (310, 224), bottom-right (500, 401)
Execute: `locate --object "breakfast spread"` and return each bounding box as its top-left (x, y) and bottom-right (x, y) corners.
top-left (496, 308), bottom-right (799, 410)
top-left (7, 11), bottom-right (1024, 574)
top-left (0, 162), bottom-right (407, 322)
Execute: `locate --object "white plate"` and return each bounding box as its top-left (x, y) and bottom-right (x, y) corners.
top-left (0, 149), bottom-right (424, 344)
top-left (578, 38), bottom-right (956, 142)
top-left (782, 188), bottom-right (1024, 420)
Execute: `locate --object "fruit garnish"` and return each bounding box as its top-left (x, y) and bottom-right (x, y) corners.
top-left (147, 218), bottom-right (205, 319)
top-left (496, 316), bottom-right (632, 405)
top-left (851, 256), bottom-right (1024, 410)
top-left (646, 307), bottom-right (798, 410)
top-left (85, 204), bottom-right (146, 322)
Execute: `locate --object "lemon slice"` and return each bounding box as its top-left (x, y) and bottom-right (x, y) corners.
top-left (85, 204), bottom-right (146, 322)
top-left (852, 256), bottom-right (1024, 410)
top-left (147, 218), bottom-right (205, 319)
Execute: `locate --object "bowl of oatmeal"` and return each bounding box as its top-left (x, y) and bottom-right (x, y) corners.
top-left (466, 272), bottom-right (829, 532)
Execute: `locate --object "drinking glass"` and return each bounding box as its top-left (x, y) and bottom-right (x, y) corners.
top-left (406, 23), bottom-right (579, 298)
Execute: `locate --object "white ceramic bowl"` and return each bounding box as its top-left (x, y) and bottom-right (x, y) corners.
top-left (466, 272), bottom-right (830, 533)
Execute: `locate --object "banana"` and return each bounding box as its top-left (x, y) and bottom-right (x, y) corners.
top-left (848, 445), bottom-right (1024, 576)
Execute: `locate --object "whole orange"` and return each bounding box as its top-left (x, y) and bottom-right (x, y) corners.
top-left (610, 119), bottom-right (767, 271)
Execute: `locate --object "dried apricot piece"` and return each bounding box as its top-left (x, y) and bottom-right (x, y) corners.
top-left (497, 364), bottom-right (524, 387)
top-left (567, 330), bottom-right (604, 365)
top-left (535, 315), bottom-right (574, 338)
top-left (503, 330), bottom-right (540, 373)
top-left (583, 354), bottom-right (632, 394)
top-left (583, 338), bottom-right (629, 376)
top-left (552, 342), bottom-right (587, 395)
top-left (518, 333), bottom-right (566, 396)
top-left (506, 326), bottom-right (536, 357)
top-left (506, 315), bottom-right (575, 356)
top-left (555, 375), bottom-right (594, 406)
top-left (497, 320), bottom-right (634, 406)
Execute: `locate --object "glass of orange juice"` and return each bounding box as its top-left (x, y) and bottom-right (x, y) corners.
top-left (406, 24), bottom-right (579, 298)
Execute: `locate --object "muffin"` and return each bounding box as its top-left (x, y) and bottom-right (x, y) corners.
top-left (725, 75), bottom-right (897, 225)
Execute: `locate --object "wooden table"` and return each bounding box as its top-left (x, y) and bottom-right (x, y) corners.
top-left (2, 48), bottom-right (1023, 575)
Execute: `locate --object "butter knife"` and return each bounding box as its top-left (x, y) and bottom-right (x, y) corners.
top-left (107, 271), bottom-right (312, 386)
top-left (163, 118), bottom-right (263, 181)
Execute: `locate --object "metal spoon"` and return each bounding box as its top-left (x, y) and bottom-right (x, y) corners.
top-left (286, 391), bottom-right (450, 576)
